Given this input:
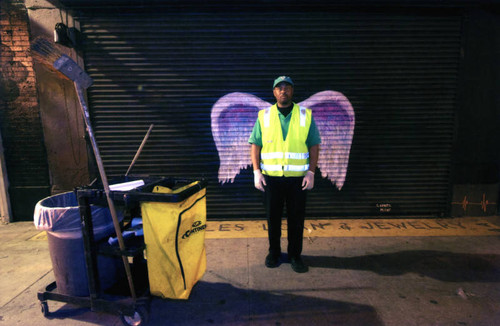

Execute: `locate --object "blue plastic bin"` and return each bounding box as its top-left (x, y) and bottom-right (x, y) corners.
top-left (34, 192), bottom-right (122, 296)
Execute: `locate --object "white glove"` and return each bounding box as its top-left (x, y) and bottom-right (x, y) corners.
top-left (302, 170), bottom-right (315, 190)
top-left (253, 170), bottom-right (267, 192)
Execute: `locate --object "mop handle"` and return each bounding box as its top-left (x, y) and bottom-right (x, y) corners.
top-left (74, 83), bottom-right (137, 299)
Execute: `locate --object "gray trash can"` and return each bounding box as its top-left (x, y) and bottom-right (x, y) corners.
top-left (34, 192), bottom-right (122, 296)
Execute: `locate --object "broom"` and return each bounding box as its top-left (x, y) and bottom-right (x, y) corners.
top-left (31, 38), bottom-right (137, 299)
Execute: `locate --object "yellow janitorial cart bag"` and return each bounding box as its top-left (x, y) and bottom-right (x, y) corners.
top-left (141, 181), bottom-right (207, 299)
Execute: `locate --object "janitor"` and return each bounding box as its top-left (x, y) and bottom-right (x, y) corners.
top-left (248, 76), bottom-right (321, 273)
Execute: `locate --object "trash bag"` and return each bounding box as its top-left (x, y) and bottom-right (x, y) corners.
top-left (34, 191), bottom-right (118, 240)
top-left (141, 182), bottom-right (207, 299)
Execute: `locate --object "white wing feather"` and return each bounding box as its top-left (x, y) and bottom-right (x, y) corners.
top-left (211, 92), bottom-right (270, 183)
top-left (299, 91), bottom-right (355, 190)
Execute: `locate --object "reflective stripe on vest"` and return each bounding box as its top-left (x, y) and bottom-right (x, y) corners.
top-left (258, 104), bottom-right (312, 177)
top-left (260, 152), bottom-right (283, 160)
top-left (260, 163), bottom-right (310, 172)
top-left (285, 164), bottom-right (310, 172)
top-left (261, 152), bottom-right (309, 160)
top-left (263, 108), bottom-right (271, 128)
top-left (285, 152), bottom-right (309, 160)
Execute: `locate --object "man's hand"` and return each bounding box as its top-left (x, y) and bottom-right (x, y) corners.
top-left (253, 170), bottom-right (267, 192)
top-left (302, 170), bottom-right (315, 190)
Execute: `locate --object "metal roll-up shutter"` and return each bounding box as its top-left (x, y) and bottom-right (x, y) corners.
top-left (79, 9), bottom-right (461, 219)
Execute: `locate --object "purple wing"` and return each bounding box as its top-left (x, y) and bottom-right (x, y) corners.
top-left (299, 91), bottom-right (355, 190)
top-left (211, 92), bottom-right (270, 184)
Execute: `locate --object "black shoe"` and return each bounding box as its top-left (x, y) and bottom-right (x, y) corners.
top-left (265, 253), bottom-right (280, 268)
top-left (290, 256), bottom-right (308, 273)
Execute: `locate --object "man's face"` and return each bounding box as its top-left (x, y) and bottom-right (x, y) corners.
top-left (273, 82), bottom-right (294, 107)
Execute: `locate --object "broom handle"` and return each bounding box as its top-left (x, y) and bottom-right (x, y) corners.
top-left (125, 124), bottom-right (154, 176)
top-left (74, 83), bottom-right (136, 299)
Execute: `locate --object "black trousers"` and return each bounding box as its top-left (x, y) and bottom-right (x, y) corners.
top-left (264, 175), bottom-right (307, 258)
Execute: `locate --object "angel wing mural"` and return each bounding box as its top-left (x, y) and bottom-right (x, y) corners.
top-left (211, 91), bottom-right (355, 190)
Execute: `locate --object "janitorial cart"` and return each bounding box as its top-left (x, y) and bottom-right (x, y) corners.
top-left (35, 176), bottom-right (207, 325)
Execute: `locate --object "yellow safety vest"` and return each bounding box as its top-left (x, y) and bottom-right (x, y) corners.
top-left (258, 103), bottom-right (312, 177)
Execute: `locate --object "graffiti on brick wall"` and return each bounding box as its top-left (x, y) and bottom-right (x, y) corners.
top-left (211, 91), bottom-right (355, 190)
top-left (0, 41), bottom-right (29, 102)
top-left (0, 0), bottom-right (31, 104)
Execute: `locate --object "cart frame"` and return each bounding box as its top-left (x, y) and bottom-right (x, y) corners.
top-left (37, 176), bottom-right (207, 325)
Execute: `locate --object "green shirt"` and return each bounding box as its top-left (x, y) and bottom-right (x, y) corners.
top-left (248, 104), bottom-right (321, 148)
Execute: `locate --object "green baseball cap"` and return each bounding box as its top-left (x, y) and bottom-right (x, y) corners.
top-left (273, 76), bottom-right (294, 88)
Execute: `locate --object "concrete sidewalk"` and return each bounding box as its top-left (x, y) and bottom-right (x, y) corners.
top-left (1, 220), bottom-right (500, 326)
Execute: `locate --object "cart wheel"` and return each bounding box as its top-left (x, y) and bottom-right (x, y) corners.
top-left (120, 305), bottom-right (149, 326)
top-left (40, 301), bottom-right (49, 317)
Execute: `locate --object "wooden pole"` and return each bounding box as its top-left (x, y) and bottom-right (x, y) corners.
top-left (75, 83), bottom-right (136, 299)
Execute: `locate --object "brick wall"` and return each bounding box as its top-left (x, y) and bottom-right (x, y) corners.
top-left (0, 0), bottom-right (50, 222)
